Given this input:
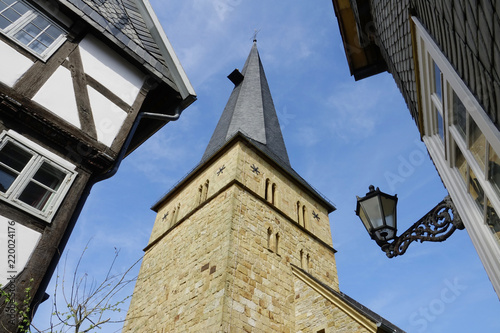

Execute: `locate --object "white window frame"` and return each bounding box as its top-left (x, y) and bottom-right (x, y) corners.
top-left (0, 0), bottom-right (66, 60)
top-left (0, 130), bottom-right (76, 222)
top-left (412, 16), bottom-right (500, 298)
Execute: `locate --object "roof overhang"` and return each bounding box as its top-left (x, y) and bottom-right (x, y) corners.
top-left (134, 0), bottom-right (195, 100)
top-left (57, 0), bottom-right (195, 99)
top-left (332, 0), bottom-right (388, 80)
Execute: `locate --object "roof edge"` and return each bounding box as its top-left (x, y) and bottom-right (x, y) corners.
top-left (152, 132), bottom-right (335, 213)
top-left (291, 264), bottom-right (405, 333)
top-left (134, 0), bottom-right (196, 100)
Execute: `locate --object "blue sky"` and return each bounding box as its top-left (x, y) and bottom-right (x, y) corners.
top-left (32, 1), bottom-right (500, 332)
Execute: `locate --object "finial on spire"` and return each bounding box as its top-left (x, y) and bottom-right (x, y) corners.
top-left (252, 29), bottom-right (260, 42)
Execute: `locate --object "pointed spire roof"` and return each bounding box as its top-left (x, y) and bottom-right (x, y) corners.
top-left (201, 41), bottom-right (291, 167)
top-left (152, 42), bottom-right (335, 213)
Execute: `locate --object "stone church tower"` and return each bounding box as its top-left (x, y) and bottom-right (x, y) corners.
top-left (123, 42), bottom-right (404, 333)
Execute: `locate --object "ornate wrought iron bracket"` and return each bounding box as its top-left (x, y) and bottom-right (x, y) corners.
top-left (378, 196), bottom-right (464, 258)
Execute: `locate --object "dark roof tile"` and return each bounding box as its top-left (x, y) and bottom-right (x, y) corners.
top-left (63, 0), bottom-right (173, 82)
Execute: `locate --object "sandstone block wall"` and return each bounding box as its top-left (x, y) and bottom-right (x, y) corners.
top-left (294, 278), bottom-right (370, 333)
top-left (123, 186), bottom-right (236, 332)
top-left (237, 142), bottom-right (334, 246)
top-left (219, 182), bottom-right (339, 332)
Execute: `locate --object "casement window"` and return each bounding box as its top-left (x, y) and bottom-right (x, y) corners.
top-left (413, 16), bottom-right (500, 247)
top-left (0, 131), bottom-right (76, 221)
top-left (0, 0), bottom-right (66, 59)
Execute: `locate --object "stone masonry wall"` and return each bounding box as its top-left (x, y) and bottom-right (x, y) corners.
top-left (294, 278), bottom-right (371, 333)
top-left (149, 144), bottom-right (240, 244)
top-left (220, 183), bottom-right (338, 332)
top-left (123, 186), bottom-right (236, 332)
top-left (237, 141), bottom-right (334, 246)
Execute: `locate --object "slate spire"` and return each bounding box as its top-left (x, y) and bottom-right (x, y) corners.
top-left (201, 41), bottom-right (291, 166)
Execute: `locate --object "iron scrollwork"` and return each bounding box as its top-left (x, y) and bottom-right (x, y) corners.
top-left (379, 196), bottom-right (464, 258)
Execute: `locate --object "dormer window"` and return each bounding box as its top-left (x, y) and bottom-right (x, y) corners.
top-left (0, 0), bottom-right (66, 60)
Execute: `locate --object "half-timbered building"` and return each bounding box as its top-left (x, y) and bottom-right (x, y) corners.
top-left (0, 0), bottom-right (195, 328)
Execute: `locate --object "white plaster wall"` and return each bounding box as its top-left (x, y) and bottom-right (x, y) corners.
top-left (79, 34), bottom-right (146, 106)
top-left (0, 40), bottom-right (33, 87)
top-left (0, 216), bottom-right (41, 287)
top-left (88, 86), bottom-right (127, 147)
top-left (32, 66), bottom-right (81, 129)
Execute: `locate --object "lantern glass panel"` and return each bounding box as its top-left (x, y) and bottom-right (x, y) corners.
top-left (381, 195), bottom-right (397, 229)
top-left (357, 203), bottom-right (372, 232)
top-left (360, 195), bottom-right (383, 229)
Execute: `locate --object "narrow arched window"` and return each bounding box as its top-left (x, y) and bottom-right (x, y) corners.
top-left (300, 249), bottom-right (304, 268)
top-left (175, 203), bottom-right (181, 222)
top-left (302, 205), bottom-right (307, 229)
top-left (302, 206), bottom-right (309, 229)
top-left (306, 254), bottom-right (310, 272)
top-left (170, 207), bottom-right (176, 227)
top-left (198, 185), bottom-right (203, 204)
top-left (265, 178), bottom-right (270, 201)
top-left (275, 233), bottom-right (280, 254)
top-left (267, 227), bottom-right (274, 252)
top-left (203, 180), bottom-right (209, 201)
top-left (297, 201), bottom-right (301, 225)
top-left (271, 183), bottom-right (276, 205)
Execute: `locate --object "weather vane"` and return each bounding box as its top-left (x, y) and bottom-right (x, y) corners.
top-left (252, 29), bottom-right (260, 42)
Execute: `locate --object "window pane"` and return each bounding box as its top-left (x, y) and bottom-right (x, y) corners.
top-left (18, 181), bottom-right (53, 210)
top-left (23, 21), bottom-right (42, 37)
top-left (2, 7), bottom-right (20, 22)
top-left (0, 165), bottom-right (17, 192)
top-left (45, 25), bottom-right (62, 39)
top-left (11, 1), bottom-right (28, 15)
top-left (13, 28), bottom-right (31, 45)
top-left (455, 144), bottom-right (467, 185)
top-left (433, 61), bottom-right (442, 100)
top-left (489, 146), bottom-right (500, 196)
top-left (469, 168), bottom-right (485, 212)
top-left (37, 31), bottom-right (54, 47)
top-left (0, 142), bottom-right (31, 193)
top-left (452, 91), bottom-right (467, 140)
top-left (486, 199), bottom-right (500, 245)
top-left (0, 142), bottom-right (32, 172)
top-left (436, 108), bottom-right (444, 142)
top-left (31, 15), bottom-right (49, 30)
top-left (18, 162), bottom-right (65, 211)
top-left (27, 39), bottom-right (47, 54)
top-left (0, 15), bottom-right (9, 28)
top-left (469, 117), bottom-right (486, 171)
top-left (33, 162), bottom-right (64, 191)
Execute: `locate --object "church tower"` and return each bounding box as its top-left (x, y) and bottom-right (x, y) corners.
top-left (123, 42), bottom-right (403, 333)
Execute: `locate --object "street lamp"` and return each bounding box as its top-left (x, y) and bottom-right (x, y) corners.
top-left (355, 185), bottom-right (464, 258)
